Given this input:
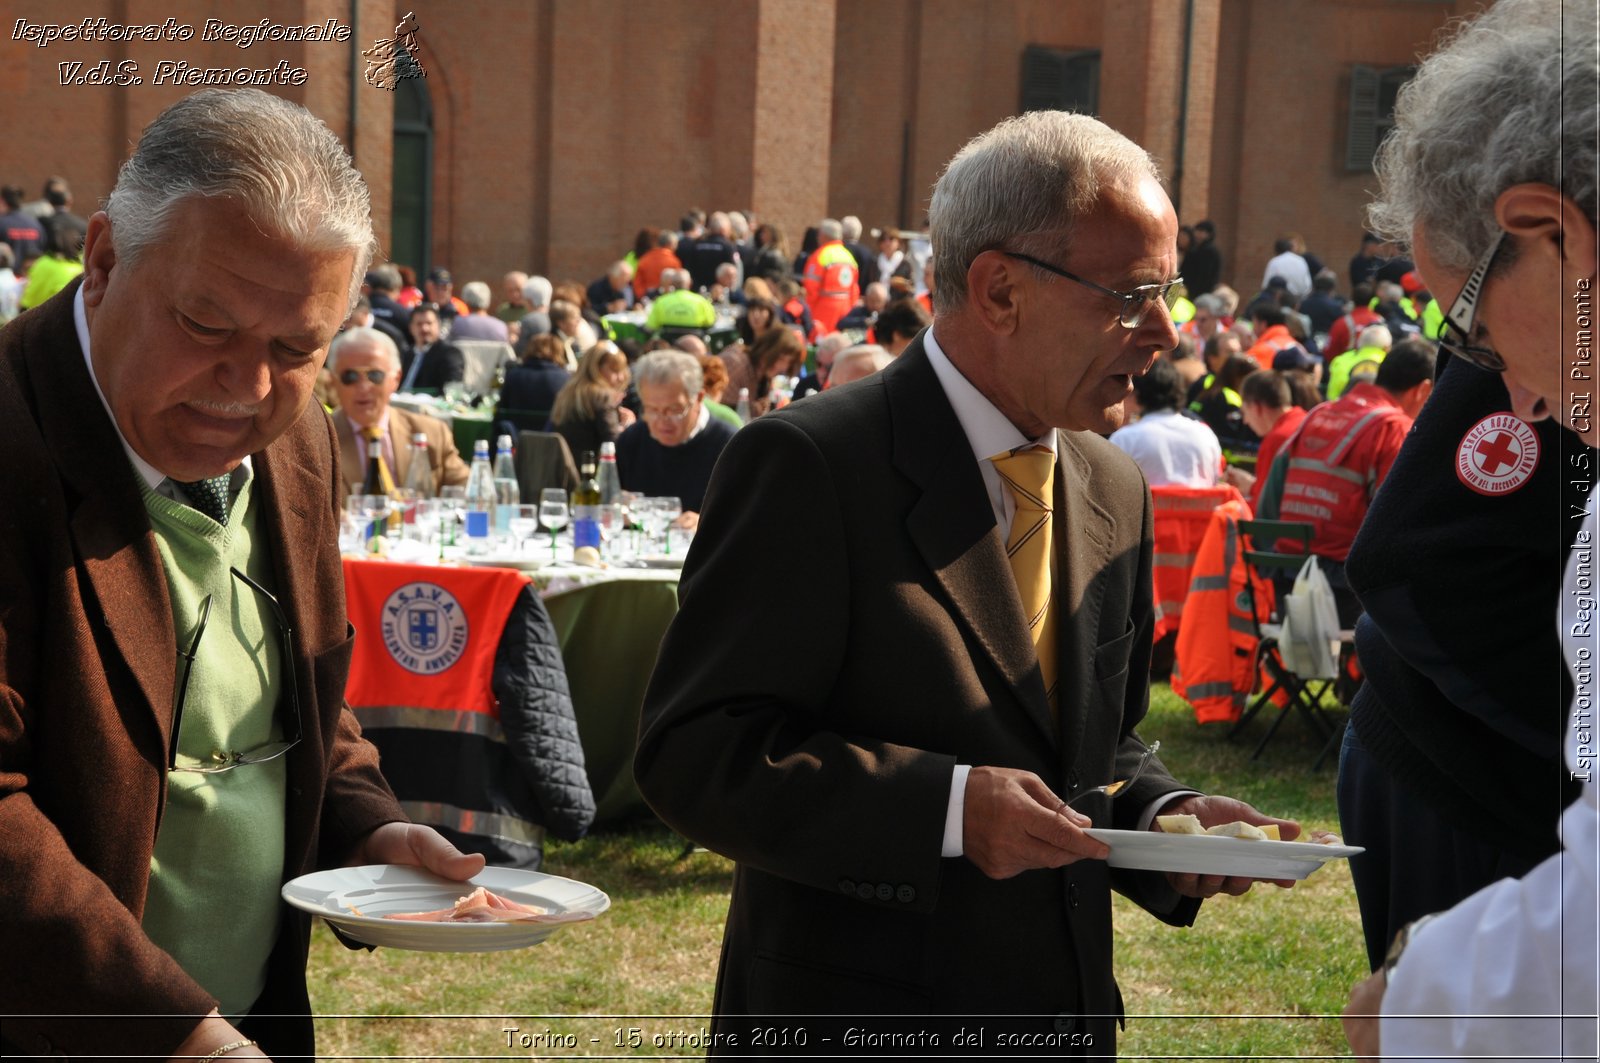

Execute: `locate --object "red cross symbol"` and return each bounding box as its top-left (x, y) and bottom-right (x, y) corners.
top-left (1475, 431), bottom-right (1520, 475)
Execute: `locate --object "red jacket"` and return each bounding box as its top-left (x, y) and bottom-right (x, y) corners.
top-left (1248, 406), bottom-right (1307, 514)
top-left (1324, 307), bottom-right (1383, 358)
top-left (1269, 383), bottom-right (1411, 562)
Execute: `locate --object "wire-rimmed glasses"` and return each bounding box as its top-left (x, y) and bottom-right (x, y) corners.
top-left (1000, 250), bottom-right (1182, 329)
top-left (1436, 231), bottom-right (1507, 373)
top-left (169, 566), bottom-right (302, 774)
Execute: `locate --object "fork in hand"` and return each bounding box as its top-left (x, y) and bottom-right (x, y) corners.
top-left (1063, 740), bottom-right (1161, 808)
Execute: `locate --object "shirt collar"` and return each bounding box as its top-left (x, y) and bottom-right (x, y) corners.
top-left (924, 326), bottom-right (1057, 463)
top-left (76, 285), bottom-right (252, 491)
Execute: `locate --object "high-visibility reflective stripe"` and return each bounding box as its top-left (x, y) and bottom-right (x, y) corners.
top-left (1288, 457), bottom-right (1366, 485)
top-left (399, 800), bottom-right (545, 848)
top-left (353, 705), bottom-right (505, 742)
top-left (1326, 408), bottom-right (1398, 464)
top-left (1153, 495), bottom-right (1228, 512)
top-left (1154, 553), bottom-right (1199, 567)
top-left (1190, 575), bottom-right (1228, 592)
top-left (1184, 681), bottom-right (1235, 701)
top-left (1229, 614), bottom-right (1257, 636)
top-left (1157, 599), bottom-right (1188, 617)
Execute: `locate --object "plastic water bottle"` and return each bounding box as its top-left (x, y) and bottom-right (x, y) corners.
top-left (492, 433), bottom-right (520, 537)
top-left (735, 387), bottom-right (752, 423)
top-left (597, 441), bottom-right (622, 505)
top-left (464, 439), bottom-right (496, 553)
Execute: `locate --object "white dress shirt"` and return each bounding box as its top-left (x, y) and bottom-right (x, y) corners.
top-left (1109, 409), bottom-right (1223, 487)
top-left (1262, 251), bottom-right (1314, 301)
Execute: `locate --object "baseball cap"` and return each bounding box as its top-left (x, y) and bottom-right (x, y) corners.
top-left (1400, 271), bottom-right (1426, 295)
top-left (427, 268), bottom-right (452, 285)
top-left (1272, 344), bottom-right (1321, 373)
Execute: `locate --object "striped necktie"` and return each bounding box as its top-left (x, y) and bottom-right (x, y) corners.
top-left (175, 475), bottom-right (232, 526)
top-left (991, 446), bottom-right (1057, 712)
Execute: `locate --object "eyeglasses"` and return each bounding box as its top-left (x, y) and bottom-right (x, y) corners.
top-left (641, 402), bottom-right (695, 424)
top-left (339, 368), bottom-right (389, 386)
top-left (1437, 231), bottom-right (1506, 373)
top-left (169, 566), bottom-right (302, 774)
top-left (1001, 251), bottom-right (1182, 329)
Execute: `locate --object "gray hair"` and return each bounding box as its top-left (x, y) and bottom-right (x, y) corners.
top-left (1375, 280), bottom-right (1404, 303)
top-left (523, 275), bottom-right (552, 308)
top-left (928, 111), bottom-right (1160, 313)
top-left (657, 229), bottom-right (680, 248)
top-left (369, 264), bottom-right (401, 293)
top-left (728, 211), bottom-right (750, 240)
top-left (815, 332), bottom-right (855, 360)
top-left (633, 349), bottom-right (704, 396)
top-left (105, 88), bottom-right (377, 310)
top-left (460, 281), bottom-right (491, 310)
top-left (708, 211), bottom-right (732, 236)
top-left (829, 343), bottom-right (893, 385)
top-left (329, 325), bottom-right (400, 371)
top-left (1192, 293), bottom-right (1224, 315)
top-left (1356, 323), bottom-right (1393, 351)
top-left (1369, 0), bottom-right (1597, 270)
top-left (841, 215), bottom-right (863, 241)
top-left (818, 218), bottom-right (843, 241)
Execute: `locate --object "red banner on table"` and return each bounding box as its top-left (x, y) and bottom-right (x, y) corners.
top-left (342, 559), bottom-right (528, 715)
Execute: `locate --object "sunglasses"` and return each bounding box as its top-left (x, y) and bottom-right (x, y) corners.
top-left (1436, 231), bottom-right (1506, 373)
top-left (340, 368), bottom-right (389, 386)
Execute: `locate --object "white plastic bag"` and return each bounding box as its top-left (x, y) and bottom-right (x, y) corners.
top-left (1277, 555), bottom-right (1341, 678)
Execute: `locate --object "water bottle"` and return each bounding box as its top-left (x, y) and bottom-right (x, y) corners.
top-left (597, 441), bottom-right (622, 505)
top-left (401, 431), bottom-right (435, 499)
top-left (464, 439), bottom-right (496, 553)
top-left (572, 451), bottom-right (602, 550)
top-left (735, 387), bottom-right (752, 423)
top-left (492, 433), bottom-right (520, 536)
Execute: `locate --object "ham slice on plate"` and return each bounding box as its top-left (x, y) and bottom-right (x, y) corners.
top-left (378, 886), bottom-right (594, 923)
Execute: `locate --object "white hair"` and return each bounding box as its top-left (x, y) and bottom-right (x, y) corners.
top-left (633, 349), bottom-right (703, 395)
top-left (460, 281), bottom-right (491, 310)
top-left (1192, 293), bottom-right (1224, 314)
top-left (708, 211), bottom-right (731, 237)
top-left (523, 275), bottom-right (552, 308)
top-left (815, 332), bottom-right (854, 359)
top-left (1369, 0), bottom-right (1597, 271)
top-left (829, 343), bottom-right (893, 385)
top-left (106, 88), bottom-right (377, 310)
top-left (1356, 324), bottom-right (1393, 351)
top-left (841, 215), bottom-right (863, 241)
top-left (818, 218), bottom-right (843, 241)
top-left (329, 325), bottom-right (400, 371)
top-left (928, 111), bottom-right (1160, 313)
top-left (728, 211), bottom-right (750, 240)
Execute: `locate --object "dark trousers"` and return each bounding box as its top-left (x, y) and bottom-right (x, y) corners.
top-left (1336, 722), bottom-right (1541, 970)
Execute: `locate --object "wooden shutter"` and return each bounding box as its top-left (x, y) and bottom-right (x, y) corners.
top-left (1346, 64), bottom-right (1382, 172)
top-left (1020, 46), bottom-right (1100, 117)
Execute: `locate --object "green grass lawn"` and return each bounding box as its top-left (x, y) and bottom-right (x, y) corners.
top-left (306, 684), bottom-right (1365, 1058)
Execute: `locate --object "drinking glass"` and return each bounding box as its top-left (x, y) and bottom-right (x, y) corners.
top-left (388, 487), bottom-right (419, 538)
top-left (437, 486), bottom-right (467, 547)
top-left (652, 496), bottom-right (683, 553)
top-left (508, 504), bottom-right (540, 554)
top-left (539, 488), bottom-right (570, 561)
top-left (597, 503), bottom-right (624, 560)
top-left (352, 495), bottom-right (393, 554)
top-left (411, 499), bottom-right (444, 547)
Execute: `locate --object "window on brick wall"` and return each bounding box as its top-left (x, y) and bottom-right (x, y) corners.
top-left (1020, 46), bottom-right (1100, 116)
top-left (1346, 64), bottom-right (1415, 172)
top-left (391, 53), bottom-right (434, 277)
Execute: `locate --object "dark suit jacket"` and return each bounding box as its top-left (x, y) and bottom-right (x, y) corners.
top-left (335, 403), bottom-right (471, 496)
top-left (402, 340), bottom-right (465, 392)
top-left (635, 337), bottom-right (1197, 1052)
top-left (0, 285), bottom-right (406, 1060)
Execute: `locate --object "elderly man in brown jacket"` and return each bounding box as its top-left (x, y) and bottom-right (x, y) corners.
top-left (0, 89), bottom-right (481, 1062)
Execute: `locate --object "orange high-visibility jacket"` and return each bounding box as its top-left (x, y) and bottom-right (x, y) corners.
top-left (804, 241), bottom-right (860, 335)
top-left (1151, 483), bottom-right (1245, 642)
top-left (1170, 497), bottom-right (1275, 723)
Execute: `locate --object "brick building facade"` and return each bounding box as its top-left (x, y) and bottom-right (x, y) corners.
top-left (1, 0), bottom-right (1485, 298)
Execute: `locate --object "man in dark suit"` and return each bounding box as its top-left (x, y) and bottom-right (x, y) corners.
top-left (0, 89), bottom-right (481, 1062)
top-left (636, 111), bottom-right (1293, 1054)
top-left (401, 302), bottom-right (466, 392)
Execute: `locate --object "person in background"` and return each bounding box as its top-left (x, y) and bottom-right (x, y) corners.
top-left (1348, 232), bottom-right (1385, 291)
top-left (645, 268), bottom-right (716, 334)
top-left (1323, 280), bottom-right (1383, 359)
top-left (1109, 357), bottom-right (1222, 487)
top-left (1178, 292), bottom-right (1225, 344)
top-left (364, 263), bottom-right (411, 332)
top-left (515, 275), bottom-right (554, 357)
top-left (735, 295), bottom-right (781, 348)
top-left (840, 215), bottom-right (874, 281)
top-left (633, 229), bottom-right (682, 299)
top-left (400, 302), bottom-right (466, 392)
top-left (549, 341), bottom-right (636, 463)
top-left (1271, 340), bottom-right (1325, 391)
top-left (1262, 236), bottom-right (1314, 301)
top-left (330, 326), bottom-right (470, 494)
top-left (0, 184), bottom-right (45, 264)
top-left (496, 269), bottom-right (530, 324)
top-left (749, 222), bottom-right (791, 287)
top-left (1189, 353), bottom-right (1261, 463)
top-left (395, 264), bottom-right (424, 308)
top-left (803, 218), bottom-right (861, 337)
top-left (495, 332), bottom-right (572, 431)
top-left (1220, 369), bottom-right (1306, 511)
top-left (872, 226), bottom-right (914, 288)
top-left (873, 295), bottom-right (933, 357)
top-left (1340, 1), bottom-right (1597, 1056)
top-left (613, 349), bottom-right (737, 524)
top-left (1327, 323), bottom-right (1392, 400)
top-left (1299, 271), bottom-right (1347, 341)
top-left (837, 281), bottom-right (889, 333)
top-left (447, 280), bottom-right (510, 342)
top-left (817, 342), bottom-right (892, 388)
top-left (793, 331), bottom-right (854, 400)
top-left (18, 209), bottom-right (86, 311)
top-left (423, 268), bottom-right (467, 323)
top-left (695, 352), bottom-right (744, 428)
top-left (1164, 333), bottom-right (1209, 393)
top-left (1181, 218), bottom-right (1223, 294)
top-left (0, 87), bottom-right (483, 1063)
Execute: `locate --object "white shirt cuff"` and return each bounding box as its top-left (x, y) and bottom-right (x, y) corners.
top-left (942, 764), bottom-right (972, 857)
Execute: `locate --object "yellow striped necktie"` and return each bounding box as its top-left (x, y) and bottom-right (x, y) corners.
top-left (991, 446), bottom-right (1057, 712)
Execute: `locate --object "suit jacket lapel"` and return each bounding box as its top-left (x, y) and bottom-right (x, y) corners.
top-left (25, 284), bottom-right (177, 765)
top-left (886, 341), bottom-right (1057, 746)
top-left (1054, 431), bottom-right (1116, 762)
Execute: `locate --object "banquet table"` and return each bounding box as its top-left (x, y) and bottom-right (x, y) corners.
top-left (390, 393), bottom-right (497, 456)
top-left (342, 550), bottom-right (681, 827)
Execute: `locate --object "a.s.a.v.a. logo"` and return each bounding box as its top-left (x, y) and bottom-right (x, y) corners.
top-left (380, 582), bottom-right (468, 674)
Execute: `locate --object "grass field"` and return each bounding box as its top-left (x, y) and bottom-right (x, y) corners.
top-left (306, 684), bottom-right (1365, 1059)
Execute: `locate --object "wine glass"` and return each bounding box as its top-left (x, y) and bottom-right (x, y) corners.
top-left (538, 488), bottom-right (569, 561)
top-left (437, 485), bottom-right (467, 547)
top-left (352, 495), bottom-right (394, 554)
top-left (508, 504), bottom-right (540, 554)
top-left (597, 502), bottom-right (624, 560)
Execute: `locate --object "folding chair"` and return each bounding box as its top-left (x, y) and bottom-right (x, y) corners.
top-left (1231, 519), bottom-right (1348, 764)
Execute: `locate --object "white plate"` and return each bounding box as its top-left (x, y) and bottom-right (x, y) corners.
top-left (634, 554), bottom-right (685, 569)
top-left (460, 554), bottom-right (547, 572)
top-left (1084, 829), bottom-right (1362, 881)
top-left (281, 865), bottom-right (609, 952)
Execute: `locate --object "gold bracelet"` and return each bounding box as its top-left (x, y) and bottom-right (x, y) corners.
top-left (197, 1039), bottom-right (256, 1062)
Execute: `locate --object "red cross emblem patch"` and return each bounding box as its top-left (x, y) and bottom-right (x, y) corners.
top-left (1456, 413), bottom-right (1540, 496)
